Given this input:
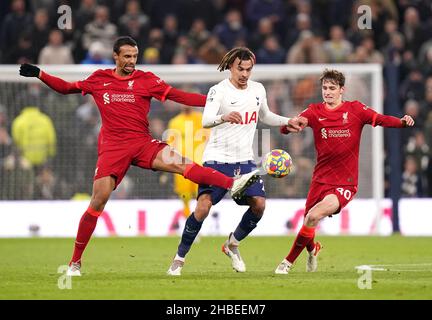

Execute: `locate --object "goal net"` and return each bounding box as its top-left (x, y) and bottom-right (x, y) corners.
top-left (0, 64), bottom-right (383, 207)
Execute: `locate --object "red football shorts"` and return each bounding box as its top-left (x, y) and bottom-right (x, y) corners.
top-left (304, 180), bottom-right (358, 215)
top-left (94, 137), bottom-right (168, 188)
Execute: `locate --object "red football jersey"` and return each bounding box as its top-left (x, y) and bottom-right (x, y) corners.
top-left (300, 100), bottom-right (386, 186)
top-left (76, 69), bottom-right (171, 142)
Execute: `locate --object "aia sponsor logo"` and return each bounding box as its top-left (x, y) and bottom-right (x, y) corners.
top-left (240, 111), bottom-right (257, 124)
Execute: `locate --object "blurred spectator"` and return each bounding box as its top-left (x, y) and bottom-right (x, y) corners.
top-left (75, 0), bottom-right (97, 32)
top-left (399, 67), bottom-right (424, 103)
top-left (401, 155), bottom-right (423, 197)
top-left (198, 35), bottom-right (226, 64)
top-left (283, 13), bottom-right (312, 50)
top-left (118, 0), bottom-right (150, 47)
top-left (0, 104), bottom-right (12, 163)
top-left (142, 47), bottom-right (160, 65)
top-left (402, 99), bottom-right (422, 146)
top-left (406, 130), bottom-right (430, 171)
top-left (1, 149), bottom-right (34, 200)
top-left (245, 0), bottom-right (285, 34)
top-left (161, 14), bottom-right (180, 64)
top-left (12, 106), bottom-right (56, 169)
top-left (146, 28), bottom-right (164, 55)
top-left (187, 19), bottom-right (211, 50)
top-left (377, 19), bottom-right (398, 50)
top-left (82, 6), bottom-right (118, 60)
top-left (256, 35), bottom-right (285, 64)
top-left (401, 6), bottom-right (426, 57)
top-left (81, 41), bottom-right (113, 64)
top-left (349, 36), bottom-right (384, 64)
top-left (27, 8), bottom-right (50, 59)
top-left (286, 30), bottom-right (328, 64)
top-left (175, 0), bottom-right (219, 32)
top-left (34, 166), bottom-right (65, 200)
top-left (384, 32), bottom-right (406, 65)
top-left (323, 25), bottom-right (353, 63)
top-left (8, 31), bottom-right (37, 64)
top-left (38, 30), bottom-right (74, 64)
top-left (248, 17), bottom-right (274, 52)
top-left (213, 9), bottom-right (248, 49)
top-left (0, 0), bottom-right (33, 63)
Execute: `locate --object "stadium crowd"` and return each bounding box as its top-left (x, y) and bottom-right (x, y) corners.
top-left (0, 0), bottom-right (431, 200)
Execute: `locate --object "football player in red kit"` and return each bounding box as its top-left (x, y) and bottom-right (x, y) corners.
top-left (275, 69), bottom-right (414, 274)
top-left (19, 36), bottom-right (264, 276)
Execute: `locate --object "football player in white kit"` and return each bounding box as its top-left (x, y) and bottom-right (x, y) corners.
top-left (167, 47), bottom-right (306, 275)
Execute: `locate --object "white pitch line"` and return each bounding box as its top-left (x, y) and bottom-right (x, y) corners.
top-left (355, 263), bottom-right (432, 272)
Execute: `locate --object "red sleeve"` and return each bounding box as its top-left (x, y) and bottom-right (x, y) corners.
top-left (40, 71), bottom-right (81, 94)
top-left (372, 114), bottom-right (404, 128)
top-left (145, 72), bottom-right (172, 101)
top-left (166, 87), bottom-right (207, 107)
top-left (76, 71), bottom-right (102, 95)
top-left (355, 101), bottom-right (403, 128)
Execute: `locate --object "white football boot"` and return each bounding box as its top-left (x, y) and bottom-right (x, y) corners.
top-left (306, 241), bottom-right (322, 272)
top-left (222, 234), bottom-right (246, 273)
top-left (274, 259), bottom-right (292, 275)
top-left (167, 259), bottom-right (184, 276)
top-left (67, 262), bottom-right (82, 277)
top-left (230, 169), bottom-right (260, 200)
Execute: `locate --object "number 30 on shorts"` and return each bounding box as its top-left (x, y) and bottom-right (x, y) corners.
top-left (336, 187), bottom-right (353, 200)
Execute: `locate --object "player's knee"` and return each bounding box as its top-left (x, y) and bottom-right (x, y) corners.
top-left (194, 198), bottom-right (212, 221)
top-left (304, 212), bottom-right (320, 225)
top-left (250, 201), bottom-right (265, 217)
top-left (90, 193), bottom-right (109, 211)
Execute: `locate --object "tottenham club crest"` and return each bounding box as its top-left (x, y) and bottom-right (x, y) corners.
top-left (233, 168), bottom-right (241, 178)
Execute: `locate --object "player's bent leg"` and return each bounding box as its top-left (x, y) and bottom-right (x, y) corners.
top-left (68, 176), bottom-right (115, 275)
top-left (152, 147), bottom-right (234, 189)
top-left (304, 194), bottom-right (340, 228)
top-left (167, 194), bottom-right (212, 276)
top-left (302, 194), bottom-right (338, 273)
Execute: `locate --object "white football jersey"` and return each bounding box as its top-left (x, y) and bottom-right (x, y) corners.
top-left (202, 79), bottom-right (289, 163)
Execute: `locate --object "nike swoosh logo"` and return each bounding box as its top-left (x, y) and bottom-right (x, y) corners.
top-left (318, 117), bottom-right (327, 121)
top-left (103, 82), bottom-right (111, 86)
top-left (230, 101), bottom-right (237, 104)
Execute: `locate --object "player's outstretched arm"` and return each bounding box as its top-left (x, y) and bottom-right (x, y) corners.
top-left (373, 113), bottom-right (415, 128)
top-left (166, 87), bottom-right (207, 107)
top-left (19, 63), bottom-right (81, 95)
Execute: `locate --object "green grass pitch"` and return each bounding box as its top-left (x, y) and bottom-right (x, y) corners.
top-left (1, 236), bottom-right (431, 299)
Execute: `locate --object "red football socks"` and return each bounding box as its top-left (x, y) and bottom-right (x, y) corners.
top-left (184, 163), bottom-right (233, 189)
top-left (70, 208), bottom-right (101, 265)
top-left (286, 225), bottom-right (316, 263)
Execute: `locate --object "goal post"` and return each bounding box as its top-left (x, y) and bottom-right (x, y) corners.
top-left (0, 64), bottom-right (385, 233)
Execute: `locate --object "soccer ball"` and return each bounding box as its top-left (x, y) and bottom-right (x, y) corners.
top-left (263, 149), bottom-right (293, 178)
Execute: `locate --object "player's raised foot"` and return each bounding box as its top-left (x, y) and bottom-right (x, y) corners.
top-left (306, 241), bottom-right (322, 272)
top-left (167, 259), bottom-right (184, 276)
top-left (275, 259), bottom-right (292, 275)
top-left (230, 169), bottom-right (260, 200)
top-left (67, 262), bottom-right (81, 277)
top-left (222, 235), bottom-right (246, 272)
